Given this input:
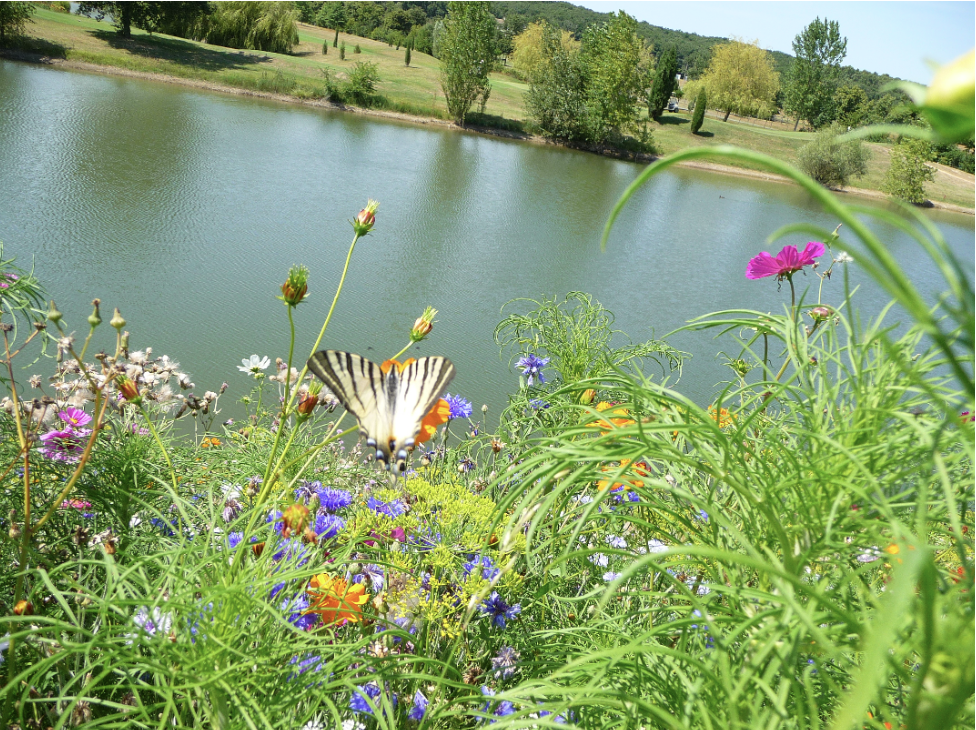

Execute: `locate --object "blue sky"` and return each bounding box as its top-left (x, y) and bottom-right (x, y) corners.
top-left (575, 2), bottom-right (975, 84)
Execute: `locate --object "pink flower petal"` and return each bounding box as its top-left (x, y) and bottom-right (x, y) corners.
top-left (746, 253), bottom-right (781, 279)
top-left (798, 241), bottom-right (826, 265)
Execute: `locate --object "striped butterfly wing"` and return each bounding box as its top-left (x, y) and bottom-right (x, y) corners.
top-left (390, 356), bottom-right (456, 456)
top-left (306, 350), bottom-right (394, 452)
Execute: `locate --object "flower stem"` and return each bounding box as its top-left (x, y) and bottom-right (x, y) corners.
top-left (138, 404), bottom-right (179, 492)
top-left (390, 341), bottom-right (415, 362)
top-left (262, 305), bottom-right (298, 487)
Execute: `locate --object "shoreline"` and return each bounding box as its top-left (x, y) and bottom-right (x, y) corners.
top-left (3, 50), bottom-right (974, 216)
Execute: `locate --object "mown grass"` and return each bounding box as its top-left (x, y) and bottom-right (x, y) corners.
top-left (7, 8), bottom-right (974, 209)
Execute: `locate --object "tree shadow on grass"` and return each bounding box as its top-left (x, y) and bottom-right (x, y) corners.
top-left (693, 131), bottom-right (715, 138)
top-left (1, 36), bottom-right (68, 59)
top-left (91, 30), bottom-right (272, 72)
top-left (657, 114), bottom-right (689, 126)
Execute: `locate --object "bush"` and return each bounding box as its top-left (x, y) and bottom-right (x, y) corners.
top-left (339, 41), bottom-right (345, 60)
top-left (353, 43), bottom-right (361, 54)
top-left (882, 138), bottom-right (937, 204)
top-left (796, 125), bottom-right (868, 187)
top-left (347, 61), bottom-right (379, 105)
top-left (321, 38), bottom-right (327, 55)
top-left (691, 87), bottom-right (707, 134)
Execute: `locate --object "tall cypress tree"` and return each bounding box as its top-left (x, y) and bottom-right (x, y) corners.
top-left (405, 43), bottom-right (412, 67)
top-left (647, 45), bottom-right (679, 119)
top-left (691, 87), bottom-right (707, 133)
top-left (333, 27), bottom-right (338, 48)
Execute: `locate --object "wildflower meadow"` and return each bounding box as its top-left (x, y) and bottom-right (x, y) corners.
top-left (0, 57), bottom-right (973, 730)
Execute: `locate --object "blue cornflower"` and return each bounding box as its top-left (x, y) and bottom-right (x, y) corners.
top-left (355, 563), bottom-right (385, 592)
top-left (605, 534), bottom-right (627, 549)
top-left (317, 486), bottom-right (353, 512)
top-left (271, 538), bottom-right (310, 565)
top-left (282, 594), bottom-right (317, 631)
top-left (350, 682), bottom-right (396, 716)
top-left (227, 532), bottom-right (244, 550)
top-left (478, 686), bottom-right (516, 723)
top-left (287, 653), bottom-right (325, 683)
top-left (480, 592), bottom-right (521, 629)
top-left (265, 509), bottom-right (283, 533)
top-left (529, 398), bottom-right (549, 410)
top-left (445, 393), bottom-right (472, 419)
top-left (408, 689), bottom-right (428, 721)
top-left (367, 496), bottom-right (405, 518)
top-left (294, 480), bottom-right (321, 504)
top-left (464, 554), bottom-right (500, 581)
top-left (516, 353), bottom-right (550, 386)
top-left (313, 513), bottom-right (345, 540)
top-left (603, 571), bottom-right (622, 582)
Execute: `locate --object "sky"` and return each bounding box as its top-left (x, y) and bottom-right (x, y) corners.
top-left (574, 1), bottom-right (975, 84)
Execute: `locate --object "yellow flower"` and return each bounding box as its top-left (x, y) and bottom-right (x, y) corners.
top-left (708, 405), bottom-right (735, 429)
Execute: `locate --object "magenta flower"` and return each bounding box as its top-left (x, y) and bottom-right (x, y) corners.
top-left (746, 242), bottom-right (825, 280)
top-left (39, 428), bottom-right (86, 463)
top-left (59, 407), bottom-right (92, 429)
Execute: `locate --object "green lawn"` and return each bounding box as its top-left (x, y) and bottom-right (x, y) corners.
top-left (7, 8), bottom-right (974, 209)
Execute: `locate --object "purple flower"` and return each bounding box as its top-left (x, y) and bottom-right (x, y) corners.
top-left (445, 393), bottom-right (472, 419)
top-left (480, 592), bottom-right (520, 629)
top-left (356, 563), bottom-right (385, 591)
top-left (603, 571), bottom-right (622, 582)
top-left (367, 496), bottom-right (405, 518)
top-left (408, 689), bottom-right (428, 721)
top-left (313, 513), bottom-right (345, 540)
top-left (746, 242), bottom-right (825, 280)
top-left (127, 606), bottom-right (173, 643)
top-left (294, 480), bottom-right (321, 504)
top-left (516, 353), bottom-right (550, 386)
top-left (351, 682), bottom-right (396, 715)
top-left (271, 538), bottom-right (310, 565)
top-left (227, 532), bottom-right (244, 550)
top-left (281, 594), bottom-right (317, 631)
top-left (492, 646), bottom-right (520, 679)
top-left (39, 428), bottom-right (85, 463)
top-left (59, 407), bottom-right (92, 429)
top-left (287, 653), bottom-right (325, 682)
top-left (316, 486), bottom-right (353, 512)
top-left (464, 554), bottom-right (500, 580)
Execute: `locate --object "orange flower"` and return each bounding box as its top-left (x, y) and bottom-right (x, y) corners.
top-left (708, 406), bottom-right (735, 429)
top-left (590, 402), bottom-right (635, 430)
top-left (306, 573), bottom-right (369, 625)
top-left (201, 436), bottom-right (222, 448)
top-left (417, 398), bottom-right (450, 445)
top-left (596, 459), bottom-right (651, 491)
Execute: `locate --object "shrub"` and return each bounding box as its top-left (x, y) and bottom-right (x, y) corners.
top-left (353, 43), bottom-right (361, 54)
top-left (347, 61), bottom-right (379, 105)
top-left (691, 87), bottom-right (707, 134)
top-left (882, 138), bottom-right (937, 204)
top-left (321, 38), bottom-right (327, 55)
top-left (405, 43), bottom-right (411, 67)
top-left (796, 124), bottom-right (868, 187)
top-left (339, 41), bottom-right (345, 60)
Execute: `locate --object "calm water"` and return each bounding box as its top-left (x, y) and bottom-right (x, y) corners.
top-left (1, 60), bottom-right (973, 425)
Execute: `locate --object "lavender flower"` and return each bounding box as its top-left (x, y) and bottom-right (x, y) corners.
top-left (492, 646), bottom-right (520, 679)
top-left (367, 496), bottom-right (405, 518)
top-left (603, 571), bottom-right (622, 582)
top-left (516, 353), bottom-right (550, 386)
top-left (294, 480), bottom-right (321, 504)
top-left (445, 393), bottom-right (472, 419)
top-left (127, 606), bottom-right (174, 643)
top-left (313, 513), bottom-right (346, 540)
top-left (480, 592), bottom-right (521, 629)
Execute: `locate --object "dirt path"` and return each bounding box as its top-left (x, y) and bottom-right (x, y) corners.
top-left (6, 50), bottom-right (974, 216)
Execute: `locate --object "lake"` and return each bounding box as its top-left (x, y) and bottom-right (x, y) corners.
top-left (1, 60), bottom-right (973, 427)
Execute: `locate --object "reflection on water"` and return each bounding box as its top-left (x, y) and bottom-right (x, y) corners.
top-left (1, 59), bottom-right (973, 425)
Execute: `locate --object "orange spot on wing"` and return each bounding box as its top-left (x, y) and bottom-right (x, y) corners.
top-left (416, 398), bottom-right (450, 445)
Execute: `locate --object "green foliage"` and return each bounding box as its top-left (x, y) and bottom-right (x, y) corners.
top-left (404, 43), bottom-right (411, 67)
top-left (690, 86), bottom-right (706, 133)
top-left (353, 43), bottom-right (361, 54)
top-left (699, 38), bottom-right (780, 121)
top-left (579, 11), bottom-right (645, 142)
top-left (153, 1), bottom-right (299, 54)
top-left (347, 60), bottom-right (379, 105)
top-left (321, 38), bottom-right (327, 55)
top-left (524, 23), bottom-right (589, 143)
top-left (784, 17), bottom-right (847, 129)
top-left (882, 138), bottom-right (937, 204)
top-left (0, 1), bottom-right (35, 44)
top-left (439, 1), bottom-right (496, 125)
top-left (339, 41), bottom-right (345, 61)
top-left (648, 45), bottom-right (678, 119)
top-left (797, 124), bottom-right (868, 187)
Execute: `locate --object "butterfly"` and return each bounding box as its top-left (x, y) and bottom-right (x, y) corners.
top-left (307, 350), bottom-right (456, 472)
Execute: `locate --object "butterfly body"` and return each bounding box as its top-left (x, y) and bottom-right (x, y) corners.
top-left (307, 350), bottom-right (455, 472)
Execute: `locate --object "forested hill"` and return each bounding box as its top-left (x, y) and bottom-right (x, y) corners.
top-left (488, 1), bottom-right (904, 95)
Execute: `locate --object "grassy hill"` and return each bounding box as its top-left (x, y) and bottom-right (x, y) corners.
top-left (3, 7), bottom-right (972, 210)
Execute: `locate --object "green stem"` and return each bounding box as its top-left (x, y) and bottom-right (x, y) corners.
top-left (138, 404), bottom-right (179, 493)
top-left (390, 340), bottom-right (415, 362)
top-left (262, 305), bottom-right (298, 486)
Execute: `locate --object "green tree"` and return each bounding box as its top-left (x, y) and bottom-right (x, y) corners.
top-left (690, 87), bottom-right (707, 133)
top-left (834, 84), bottom-right (867, 128)
top-left (404, 43), bottom-right (411, 67)
top-left (439, 1), bottom-right (496, 125)
top-left (647, 45), bottom-right (679, 119)
top-left (0, 2), bottom-right (34, 44)
top-left (525, 23), bottom-right (589, 143)
top-left (882, 139), bottom-right (936, 204)
top-left (580, 11), bottom-right (644, 142)
top-left (347, 61), bottom-right (380, 105)
top-left (333, 28), bottom-right (339, 48)
top-left (510, 20), bottom-right (578, 81)
top-left (796, 124), bottom-right (867, 187)
top-left (783, 17), bottom-right (847, 130)
top-left (699, 38), bottom-right (779, 121)
top-left (79, 2), bottom-right (208, 39)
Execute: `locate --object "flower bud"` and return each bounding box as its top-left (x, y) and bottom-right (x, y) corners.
top-left (120, 331), bottom-right (130, 353)
top-left (280, 265), bottom-right (309, 307)
top-left (280, 503), bottom-right (311, 538)
top-left (297, 392), bottom-right (319, 416)
top-left (117, 375), bottom-right (142, 404)
top-left (46, 300), bottom-right (62, 325)
top-left (410, 306), bottom-right (437, 342)
top-left (481, 403), bottom-right (488, 413)
top-left (110, 308), bottom-right (126, 331)
top-left (88, 299), bottom-right (102, 328)
top-left (580, 389), bottom-right (596, 405)
top-left (351, 199), bottom-right (379, 236)
top-left (14, 599), bottom-right (34, 616)
top-left (809, 306), bottom-right (832, 322)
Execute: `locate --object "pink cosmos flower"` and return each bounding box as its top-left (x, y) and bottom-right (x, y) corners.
top-left (39, 428), bottom-right (86, 463)
top-left (746, 242), bottom-right (825, 280)
top-left (59, 407), bottom-right (92, 429)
